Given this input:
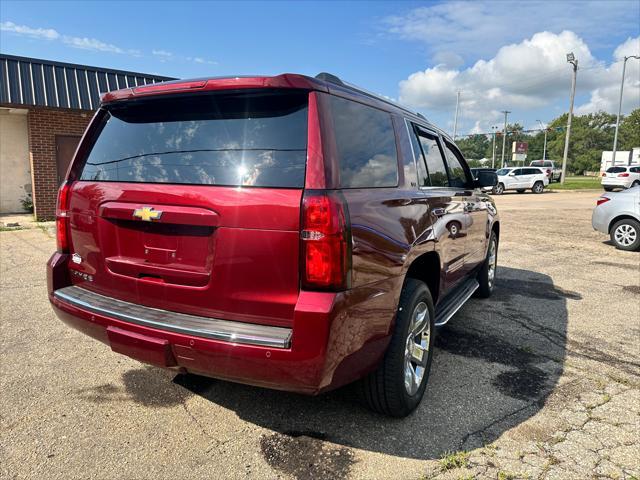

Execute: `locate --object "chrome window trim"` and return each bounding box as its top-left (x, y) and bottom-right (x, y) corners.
top-left (54, 285), bottom-right (292, 349)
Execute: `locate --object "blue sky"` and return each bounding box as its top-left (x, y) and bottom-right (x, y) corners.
top-left (1, 1), bottom-right (639, 136)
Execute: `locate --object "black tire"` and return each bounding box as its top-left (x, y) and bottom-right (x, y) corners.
top-left (604, 186), bottom-right (614, 192)
top-left (358, 278), bottom-right (435, 417)
top-left (532, 181), bottom-right (544, 194)
top-left (632, 180), bottom-right (640, 188)
top-left (493, 183), bottom-right (505, 195)
top-left (516, 189), bottom-right (526, 193)
top-left (610, 218), bottom-right (640, 251)
top-left (476, 231), bottom-right (498, 298)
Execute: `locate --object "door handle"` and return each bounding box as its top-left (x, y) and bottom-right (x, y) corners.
top-left (432, 208), bottom-right (446, 217)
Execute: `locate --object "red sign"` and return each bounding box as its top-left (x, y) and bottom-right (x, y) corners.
top-left (512, 141), bottom-right (528, 154)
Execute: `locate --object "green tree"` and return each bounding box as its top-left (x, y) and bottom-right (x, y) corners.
top-left (456, 134), bottom-right (490, 160)
top-left (618, 108), bottom-right (640, 151)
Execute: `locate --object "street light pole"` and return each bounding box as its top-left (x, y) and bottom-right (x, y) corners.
top-left (612, 55), bottom-right (640, 166)
top-left (491, 126), bottom-right (497, 169)
top-left (537, 120), bottom-right (547, 161)
top-left (561, 53), bottom-right (578, 184)
top-left (500, 110), bottom-right (510, 168)
top-left (453, 90), bottom-right (461, 140)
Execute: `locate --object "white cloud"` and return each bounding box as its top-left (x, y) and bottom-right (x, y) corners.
top-left (0, 21), bottom-right (59, 40)
top-left (187, 56), bottom-right (217, 65)
top-left (384, 1), bottom-right (638, 66)
top-left (398, 31), bottom-right (640, 134)
top-left (2, 20), bottom-right (140, 56)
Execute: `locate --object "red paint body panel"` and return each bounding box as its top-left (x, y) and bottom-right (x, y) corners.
top-left (48, 77), bottom-right (499, 395)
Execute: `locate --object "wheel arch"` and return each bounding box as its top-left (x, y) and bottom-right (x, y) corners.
top-left (404, 251), bottom-right (441, 304)
top-left (608, 215), bottom-right (640, 233)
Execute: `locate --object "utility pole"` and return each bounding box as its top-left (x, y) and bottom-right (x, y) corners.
top-left (500, 110), bottom-right (510, 168)
top-left (453, 90), bottom-right (461, 140)
top-left (491, 126), bottom-right (497, 169)
top-left (612, 55), bottom-right (640, 166)
top-left (537, 120), bottom-right (547, 161)
top-left (561, 53), bottom-right (578, 184)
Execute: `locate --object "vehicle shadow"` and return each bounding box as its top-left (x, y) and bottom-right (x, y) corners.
top-left (162, 265), bottom-right (572, 460)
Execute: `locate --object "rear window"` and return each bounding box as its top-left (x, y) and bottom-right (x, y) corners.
top-left (80, 91), bottom-right (308, 187)
top-left (606, 167), bottom-right (627, 173)
top-left (531, 161), bottom-right (552, 167)
top-left (329, 96), bottom-right (398, 188)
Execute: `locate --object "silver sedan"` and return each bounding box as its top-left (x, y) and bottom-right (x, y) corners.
top-left (592, 186), bottom-right (640, 251)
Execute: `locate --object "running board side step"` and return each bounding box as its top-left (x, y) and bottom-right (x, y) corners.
top-left (434, 278), bottom-right (479, 327)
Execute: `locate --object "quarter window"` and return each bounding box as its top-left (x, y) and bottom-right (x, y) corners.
top-left (330, 96), bottom-right (398, 188)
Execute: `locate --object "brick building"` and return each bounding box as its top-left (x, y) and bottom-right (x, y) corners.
top-left (0, 54), bottom-right (173, 220)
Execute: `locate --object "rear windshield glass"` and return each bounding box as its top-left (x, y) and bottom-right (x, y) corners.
top-left (531, 161), bottom-right (551, 167)
top-left (606, 167), bottom-right (627, 173)
top-left (80, 91), bottom-right (308, 187)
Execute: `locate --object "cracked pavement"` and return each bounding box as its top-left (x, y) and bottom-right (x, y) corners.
top-left (1, 190), bottom-right (639, 479)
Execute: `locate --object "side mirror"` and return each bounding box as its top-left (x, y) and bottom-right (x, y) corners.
top-left (474, 171), bottom-right (498, 188)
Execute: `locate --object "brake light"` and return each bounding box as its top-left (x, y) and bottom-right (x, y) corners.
top-left (546, 169), bottom-right (551, 175)
top-left (601, 172), bottom-right (606, 176)
top-left (56, 181), bottom-right (72, 253)
top-left (132, 80), bottom-right (206, 95)
top-left (618, 173), bottom-right (629, 177)
top-left (597, 197), bottom-right (610, 206)
top-left (300, 191), bottom-right (350, 290)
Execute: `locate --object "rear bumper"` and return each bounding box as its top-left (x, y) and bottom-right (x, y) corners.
top-left (48, 253), bottom-right (399, 394)
top-left (602, 178), bottom-right (631, 188)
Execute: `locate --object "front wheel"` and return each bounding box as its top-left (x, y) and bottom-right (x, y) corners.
top-left (532, 181), bottom-right (544, 194)
top-left (476, 231), bottom-right (498, 298)
top-left (358, 278), bottom-right (435, 417)
top-left (610, 219), bottom-right (640, 251)
top-left (493, 183), bottom-right (505, 195)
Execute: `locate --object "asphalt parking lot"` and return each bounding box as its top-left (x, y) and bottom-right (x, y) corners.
top-left (1, 190), bottom-right (638, 480)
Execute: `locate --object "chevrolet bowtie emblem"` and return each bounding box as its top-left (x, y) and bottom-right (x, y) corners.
top-left (133, 206), bottom-right (163, 222)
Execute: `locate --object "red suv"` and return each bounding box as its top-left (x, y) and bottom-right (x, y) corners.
top-left (48, 73), bottom-right (499, 417)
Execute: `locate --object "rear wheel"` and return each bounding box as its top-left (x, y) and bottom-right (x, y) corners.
top-left (610, 219), bottom-right (640, 251)
top-left (632, 180), bottom-right (640, 188)
top-left (604, 186), bottom-right (614, 192)
top-left (476, 231), bottom-right (498, 298)
top-left (359, 278), bottom-right (435, 417)
top-left (493, 183), bottom-right (505, 195)
top-left (532, 181), bottom-right (544, 194)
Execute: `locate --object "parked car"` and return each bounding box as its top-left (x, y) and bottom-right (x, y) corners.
top-left (530, 160), bottom-right (561, 183)
top-left (493, 167), bottom-right (548, 194)
top-left (601, 165), bottom-right (640, 191)
top-left (470, 168), bottom-right (497, 192)
top-left (592, 186), bottom-right (640, 251)
top-left (47, 73), bottom-right (499, 417)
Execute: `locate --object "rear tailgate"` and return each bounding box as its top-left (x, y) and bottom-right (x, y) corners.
top-left (65, 89), bottom-right (309, 328)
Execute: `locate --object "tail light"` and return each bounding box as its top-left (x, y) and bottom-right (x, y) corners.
top-left (546, 169), bottom-right (551, 176)
top-left (300, 191), bottom-right (351, 290)
top-left (601, 172), bottom-right (606, 176)
top-left (618, 173), bottom-right (629, 177)
top-left (597, 197), bottom-right (610, 206)
top-left (56, 181), bottom-right (72, 253)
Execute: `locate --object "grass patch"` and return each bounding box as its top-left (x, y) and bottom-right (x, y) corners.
top-left (497, 472), bottom-right (517, 480)
top-left (0, 226), bottom-right (25, 232)
top-left (547, 176), bottom-right (602, 190)
top-left (440, 450), bottom-right (469, 471)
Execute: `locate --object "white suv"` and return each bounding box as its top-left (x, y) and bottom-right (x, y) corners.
top-left (494, 167), bottom-right (549, 194)
top-left (601, 165), bottom-right (640, 191)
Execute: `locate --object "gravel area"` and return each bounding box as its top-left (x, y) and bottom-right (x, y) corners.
top-left (1, 190), bottom-right (638, 479)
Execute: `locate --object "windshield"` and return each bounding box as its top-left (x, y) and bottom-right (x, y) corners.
top-left (80, 90), bottom-right (309, 188)
top-left (496, 168), bottom-right (510, 176)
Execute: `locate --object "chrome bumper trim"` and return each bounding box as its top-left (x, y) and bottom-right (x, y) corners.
top-left (54, 285), bottom-right (292, 349)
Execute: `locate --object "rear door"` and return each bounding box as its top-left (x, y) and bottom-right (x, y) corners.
top-left (66, 90), bottom-right (309, 327)
top-left (411, 126), bottom-right (469, 289)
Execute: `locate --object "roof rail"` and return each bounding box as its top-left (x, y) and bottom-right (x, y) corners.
top-left (315, 72), bottom-right (427, 121)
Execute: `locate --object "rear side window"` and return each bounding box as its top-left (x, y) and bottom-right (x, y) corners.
top-left (630, 166), bottom-right (640, 173)
top-left (523, 168), bottom-right (541, 175)
top-left (329, 96), bottom-right (398, 188)
top-left (416, 130), bottom-right (448, 187)
top-left (80, 91), bottom-right (308, 187)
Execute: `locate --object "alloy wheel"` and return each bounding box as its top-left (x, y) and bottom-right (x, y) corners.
top-left (614, 224), bottom-right (637, 247)
top-left (404, 302), bottom-right (430, 396)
